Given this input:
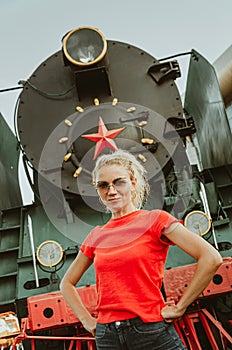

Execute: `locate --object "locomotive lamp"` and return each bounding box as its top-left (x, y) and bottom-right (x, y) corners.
top-left (36, 240), bottom-right (64, 268)
top-left (62, 26), bottom-right (110, 99)
top-left (184, 210), bottom-right (212, 236)
top-left (62, 26), bottom-right (107, 66)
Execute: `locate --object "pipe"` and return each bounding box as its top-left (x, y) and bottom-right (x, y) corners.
top-left (28, 215), bottom-right (39, 288)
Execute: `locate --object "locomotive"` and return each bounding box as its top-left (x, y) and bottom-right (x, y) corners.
top-left (0, 26), bottom-right (231, 349)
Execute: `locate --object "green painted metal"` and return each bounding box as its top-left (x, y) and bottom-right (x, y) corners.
top-left (0, 202), bottom-right (96, 316)
top-left (0, 207), bottom-right (21, 311)
top-left (184, 50), bottom-right (232, 169)
top-left (0, 113), bottom-right (22, 210)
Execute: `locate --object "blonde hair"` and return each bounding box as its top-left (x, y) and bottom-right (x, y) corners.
top-left (92, 149), bottom-right (150, 209)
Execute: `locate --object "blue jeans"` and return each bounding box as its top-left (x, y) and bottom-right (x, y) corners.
top-left (95, 317), bottom-right (187, 349)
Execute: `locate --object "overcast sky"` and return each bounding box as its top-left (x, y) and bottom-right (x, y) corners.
top-left (1, 0), bottom-right (231, 202)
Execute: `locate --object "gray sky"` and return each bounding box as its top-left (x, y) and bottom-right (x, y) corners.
top-left (1, 0), bottom-right (231, 202)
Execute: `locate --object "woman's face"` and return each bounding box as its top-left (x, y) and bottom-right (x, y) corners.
top-left (95, 164), bottom-right (137, 218)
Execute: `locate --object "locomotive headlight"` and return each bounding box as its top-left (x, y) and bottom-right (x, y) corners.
top-left (62, 26), bottom-right (107, 66)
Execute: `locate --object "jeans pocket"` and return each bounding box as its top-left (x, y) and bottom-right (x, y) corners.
top-left (132, 320), bottom-right (166, 335)
top-left (95, 323), bottom-right (108, 339)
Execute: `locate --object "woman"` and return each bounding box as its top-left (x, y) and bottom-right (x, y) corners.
top-left (60, 149), bottom-right (222, 350)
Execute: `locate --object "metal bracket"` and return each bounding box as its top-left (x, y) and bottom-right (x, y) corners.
top-left (163, 116), bottom-right (196, 139)
top-left (148, 60), bottom-right (181, 84)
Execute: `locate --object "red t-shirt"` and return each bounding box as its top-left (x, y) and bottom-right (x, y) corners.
top-left (80, 209), bottom-right (178, 324)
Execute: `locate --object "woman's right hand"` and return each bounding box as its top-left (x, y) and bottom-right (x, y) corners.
top-left (81, 315), bottom-right (97, 336)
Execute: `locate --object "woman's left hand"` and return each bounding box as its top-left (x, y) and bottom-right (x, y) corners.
top-left (161, 303), bottom-right (186, 323)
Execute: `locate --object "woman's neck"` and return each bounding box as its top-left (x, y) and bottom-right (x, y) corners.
top-left (111, 206), bottom-right (138, 219)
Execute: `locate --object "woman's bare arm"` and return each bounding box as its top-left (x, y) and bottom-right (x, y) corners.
top-left (60, 251), bottom-right (96, 335)
top-left (161, 222), bottom-right (223, 321)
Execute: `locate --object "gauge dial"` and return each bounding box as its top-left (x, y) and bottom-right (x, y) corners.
top-left (184, 210), bottom-right (211, 236)
top-left (36, 240), bottom-right (64, 267)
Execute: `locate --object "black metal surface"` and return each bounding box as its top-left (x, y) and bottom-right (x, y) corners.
top-left (184, 50), bottom-right (232, 169)
top-left (17, 40), bottom-right (183, 183)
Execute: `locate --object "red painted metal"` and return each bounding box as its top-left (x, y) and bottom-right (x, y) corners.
top-left (11, 262), bottom-right (232, 349)
top-left (12, 318), bottom-right (96, 350)
top-left (27, 285), bottom-right (97, 331)
top-left (203, 258), bottom-right (232, 296)
top-left (174, 308), bottom-right (232, 349)
top-left (164, 257), bottom-right (232, 301)
top-left (201, 308), bottom-right (232, 344)
top-left (14, 307), bottom-right (231, 350)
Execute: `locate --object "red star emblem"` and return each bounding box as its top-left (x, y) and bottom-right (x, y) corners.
top-left (81, 117), bottom-right (125, 159)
